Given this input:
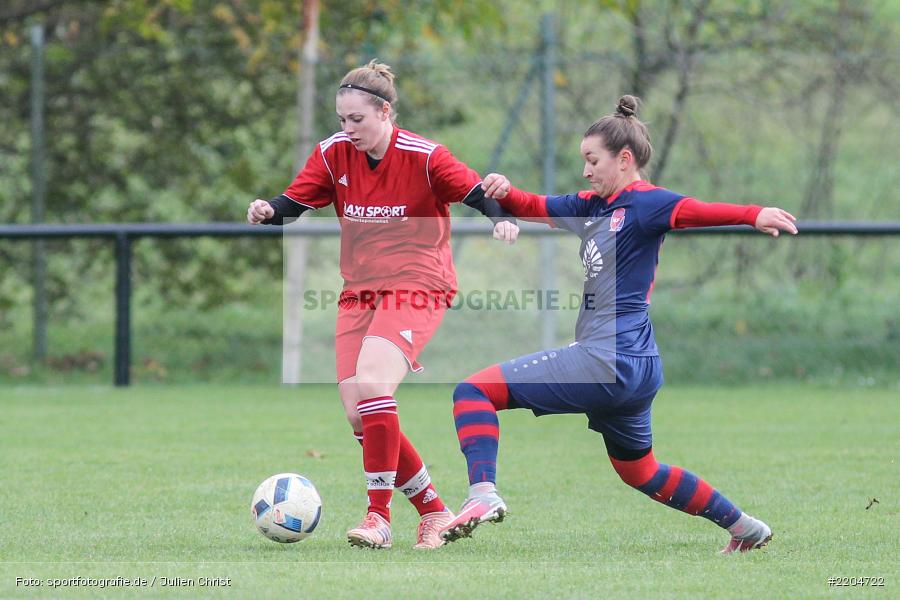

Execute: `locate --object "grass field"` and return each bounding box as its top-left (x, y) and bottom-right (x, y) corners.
top-left (1, 383), bottom-right (896, 598)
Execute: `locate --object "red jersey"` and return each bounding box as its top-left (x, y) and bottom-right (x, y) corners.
top-left (283, 127), bottom-right (481, 290)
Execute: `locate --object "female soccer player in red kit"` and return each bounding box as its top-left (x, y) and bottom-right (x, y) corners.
top-left (247, 61), bottom-right (516, 549)
top-left (440, 96), bottom-right (797, 553)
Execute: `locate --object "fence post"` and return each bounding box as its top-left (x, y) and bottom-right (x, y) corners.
top-left (30, 24), bottom-right (48, 362)
top-left (540, 13), bottom-right (558, 349)
top-left (282, 0), bottom-right (320, 385)
top-left (114, 233), bottom-right (132, 386)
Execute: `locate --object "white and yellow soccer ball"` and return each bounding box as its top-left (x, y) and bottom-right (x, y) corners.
top-left (251, 473), bottom-right (322, 543)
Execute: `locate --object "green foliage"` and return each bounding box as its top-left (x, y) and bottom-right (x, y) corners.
top-left (1, 1), bottom-right (898, 383)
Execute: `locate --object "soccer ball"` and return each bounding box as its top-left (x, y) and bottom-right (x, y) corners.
top-left (251, 473), bottom-right (322, 543)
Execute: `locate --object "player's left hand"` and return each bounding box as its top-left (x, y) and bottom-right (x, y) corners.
top-left (493, 220), bottom-right (519, 245)
top-left (755, 207), bottom-right (798, 237)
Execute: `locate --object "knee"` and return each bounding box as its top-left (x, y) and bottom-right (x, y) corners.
top-left (354, 381), bottom-right (385, 401)
top-left (354, 346), bottom-right (405, 398)
top-left (355, 362), bottom-right (393, 399)
top-left (453, 381), bottom-right (483, 403)
top-left (337, 380), bottom-right (363, 432)
top-left (455, 365), bottom-right (510, 411)
top-left (354, 356), bottom-right (381, 394)
top-left (453, 379), bottom-right (509, 413)
top-left (610, 451), bottom-right (659, 488)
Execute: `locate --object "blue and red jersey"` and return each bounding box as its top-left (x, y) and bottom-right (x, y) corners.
top-left (498, 180), bottom-right (762, 356)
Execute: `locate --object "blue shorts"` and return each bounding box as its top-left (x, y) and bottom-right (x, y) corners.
top-left (500, 343), bottom-right (664, 450)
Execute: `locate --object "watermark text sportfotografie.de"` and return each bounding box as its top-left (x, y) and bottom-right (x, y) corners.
top-left (302, 288), bottom-right (610, 312)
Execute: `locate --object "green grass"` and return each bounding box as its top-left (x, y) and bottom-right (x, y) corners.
top-left (0, 384), bottom-right (897, 598)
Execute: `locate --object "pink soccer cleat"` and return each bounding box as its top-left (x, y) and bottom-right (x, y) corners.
top-left (413, 510), bottom-right (455, 549)
top-left (347, 512), bottom-right (393, 549)
top-left (720, 514), bottom-right (772, 554)
top-left (440, 493), bottom-right (507, 543)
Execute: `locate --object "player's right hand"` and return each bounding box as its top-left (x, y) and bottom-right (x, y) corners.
top-left (247, 199), bottom-right (275, 224)
top-left (482, 173), bottom-right (511, 199)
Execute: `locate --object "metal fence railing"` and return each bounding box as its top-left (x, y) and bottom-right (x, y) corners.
top-left (2, 221), bottom-right (898, 386)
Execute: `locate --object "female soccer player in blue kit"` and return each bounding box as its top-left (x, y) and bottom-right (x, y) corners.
top-left (440, 95), bottom-right (797, 553)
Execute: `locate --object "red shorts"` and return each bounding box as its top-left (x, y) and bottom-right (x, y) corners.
top-left (334, 287), bottom-right (452, 382)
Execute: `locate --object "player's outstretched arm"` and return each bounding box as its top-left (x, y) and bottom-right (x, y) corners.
top-left (492, 220), bottom-right (519, 244)
top-left (482, 172), bottom-right (511, 200)
top-left (754, 207), bottom-right (798, 237)
top-left (482, 173), bottom-right (554, 226)
top-left (460, 181), bottom-right (519, 245)
top-left (247, 195), bottom-right (310, 226)
top-left (429, 147), bottom-right (519, 244)
top-left (247, 199), bottom-right (275, 224)
top-left (672, 199), bottom-right (797, 237)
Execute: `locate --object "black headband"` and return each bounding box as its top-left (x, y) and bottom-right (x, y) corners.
top-left (338, 83), bottom-right (391, 102)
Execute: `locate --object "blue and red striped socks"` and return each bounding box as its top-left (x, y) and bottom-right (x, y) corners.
top-left (610, 451), bottom-right (742, 528)
top-left (357, 395), bottom-right (401, 521)
top-left (451, 365), bottom-right (509, 485)
top-left (451, 365), bottom-right (742, 530)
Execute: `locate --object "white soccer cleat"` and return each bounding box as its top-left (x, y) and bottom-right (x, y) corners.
top-left (440, 493), bottom-right (507, 543)
top-left (720, 514), bottom-right (772, 554)
top-left (413, 510), bottom-right (455, 549)
top-left (347, 512), bottom-right (393, 549)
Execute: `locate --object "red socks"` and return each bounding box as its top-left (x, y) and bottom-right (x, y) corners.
top-left (396, 434), bottom-right (446, 515)
top-left (357, 396), bottom-right (400, 521)
top-left (354, 410), bottom-right (446, 518)
top-left (610, 450), bottom-right (742, 528)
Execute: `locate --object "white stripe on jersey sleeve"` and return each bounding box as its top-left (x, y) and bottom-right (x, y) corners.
top-left (394, 143), bottom-right (434, 155)
top-left (317, 132), bottom-right (350, 184)
top-left (425, 149), bottom-right (433, 189)
top-left (319, 149), bottom-right (335, 184)
top-left (463, 182), bottom-right (482, 199)
top-left (319, 131), bottom-right (351, 153)
top-left (396, 131), bottom-right (440, 188)
top-left (396, 133), bottom-right (437, 151)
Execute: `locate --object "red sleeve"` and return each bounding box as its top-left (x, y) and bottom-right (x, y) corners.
top-left (670, 197), bottom-right (763, 229)
top-left (428, 146), bottom-right (482, 204)
top-left (498, 186), bottom-right (554, 225)
top-left (282, 145), bottom-right (335, 209)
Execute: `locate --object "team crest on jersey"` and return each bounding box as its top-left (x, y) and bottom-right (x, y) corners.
top-left (609, 207), bottom-right (627, 232)
top-left (582, 239), bottom-right (603, 280)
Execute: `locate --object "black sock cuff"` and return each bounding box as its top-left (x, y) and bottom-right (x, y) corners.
top-left (604, 437), bottom-right (652, 461)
